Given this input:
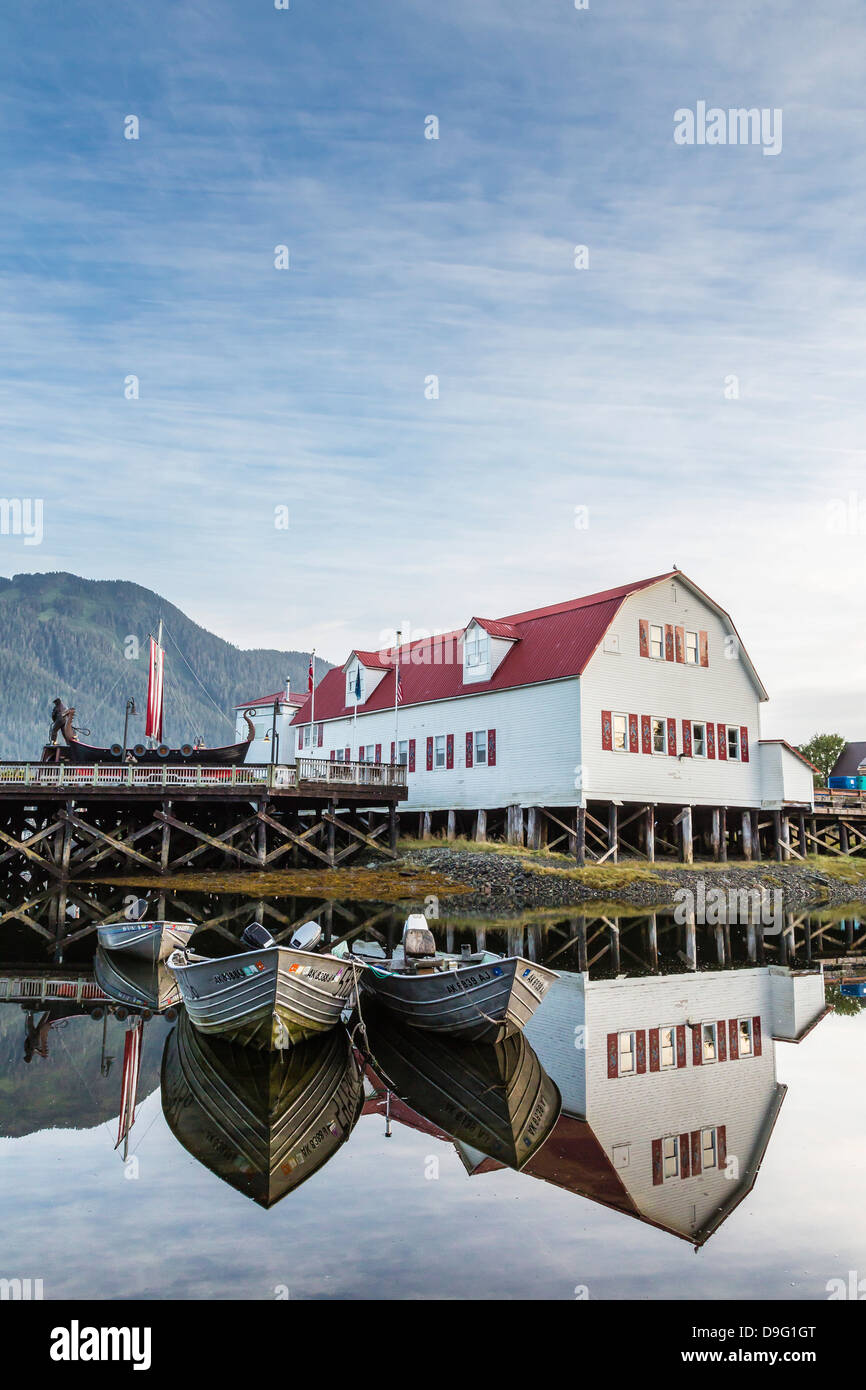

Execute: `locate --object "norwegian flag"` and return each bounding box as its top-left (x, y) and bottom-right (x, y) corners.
top-left (396, 671), bottom-right (403, 705)
top-left (307, 656), bottom-right (314, 694)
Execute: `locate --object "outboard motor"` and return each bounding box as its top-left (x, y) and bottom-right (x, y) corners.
top-left (403, 913), bottom-right (436, 961)
top-left (289, 920), bottom-right (322, 952)
top-left (241, 922), bottom-right (276, 951)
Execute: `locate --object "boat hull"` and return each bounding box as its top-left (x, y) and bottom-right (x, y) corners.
top-left (94, 948), bottom-right (181, 1014)
top-left (97, 921), bottom-right (195, 964)
top-left (363, 1005), bottom-right (561, 1171)
top-left (161, 1013), bottom-right (363, 1206)
top-left (360, 955), bottom-right (558, 1044)
top-left (168, 946), bottom-right (360, 1049)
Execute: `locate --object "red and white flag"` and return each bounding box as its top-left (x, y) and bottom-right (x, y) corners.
top-left (145, 636), bottom-right (164, 741)
top-left (307, 656), bottom-right (314, 694)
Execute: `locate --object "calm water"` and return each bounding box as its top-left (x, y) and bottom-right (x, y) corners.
top-left (1, 897), bottom-right (863, 1301)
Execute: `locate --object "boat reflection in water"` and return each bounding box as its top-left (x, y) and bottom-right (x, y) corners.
top-left (161, 1012), bottom-right (364, 1207)
top-left (361, 1003), bottom-right (561, 1173)
top-left (94, 948), bottom-right (181, 1017)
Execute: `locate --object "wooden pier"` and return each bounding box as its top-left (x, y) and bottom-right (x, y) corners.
top-left (398, 793), bottom-right (866, 863)
top-left (0, 758), bottom-right (408, 892)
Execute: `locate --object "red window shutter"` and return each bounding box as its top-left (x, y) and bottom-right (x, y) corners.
top-left (446, 734), bottom-right (454, 769)
top-left (375, 743), bottom-right (381, 764)
top-left (330, 749), bottom-right (335, 761)
top-left (664, 623), bottom-right (674, 661)
top-left (707, 723), bottom-right (716, 759)
top-left (717, 1020), bottom-right (727, 1062)
top-left (638, 618), bottom-right (649, 657)
top-left (641, 714), bottom-right (651, 754)
top-left (651, 1138), bottom-right (663, 1185)
top-left (717, 723), bottom-right (727, 760)
top-left (601, 710), bottom-right (613, 751)
top-left (426, 737), bottom-right (433, 771)
top-left (740, 726), bottom-right (749, 762)
top-left (692, 1024), bottom-right (702, 1066)
top-left (390, 741), bottom-right (395, 764)
top-left (679, 1132), bottom-right (691, 1178)
top-left (636, 1030), bottom-right (646, 1073)
top-left (648, 1026), bottom-right (660, 1071)
top-left (488, 729), bottom-right (496, 766)
top-left (690, 1130), bottom-right (702, 1176)
top-left (628, 714), bottom-right (639, 753)
top-left (682, 720), bottom-right (692, 756)
top-left (717, 1125), bottom-right (727, 1170)
top-left (465, 732), bottom-right (473, 768)
top-left (607, 1033), bottom-right (618, 1079)
top-left (408, 739), bottom-right (415, 772)
top-left (753, 1015), bottom-right (762, 1055)
top-left (675, 625), bottom-right (685, 663)
top-left (666, 717), bottom-right (677, 756)
top-left (317, 724), bottom-right (323, 747)
top-left (345, 746), bottom-right (351, 762)
top-left (676, 1024), bottom-right (687, 1068)
top-left (728, 1018), bottom-right (739, 1059)
top-left (699, 630), bottom-right (709, 667)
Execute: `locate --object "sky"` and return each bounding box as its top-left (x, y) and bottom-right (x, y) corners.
top-left (0, 0), bottom-right (863, 739)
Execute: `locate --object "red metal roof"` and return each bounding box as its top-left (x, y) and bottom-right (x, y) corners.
top-left (292, 572), bottom-right (676, 725)
top-left (235, 691), bottom-right (306, 709)
top-left (471, 617), bottom-right (520, 641)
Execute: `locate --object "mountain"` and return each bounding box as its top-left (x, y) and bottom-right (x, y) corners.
top-left (0, 572), bottom-right (330, 759)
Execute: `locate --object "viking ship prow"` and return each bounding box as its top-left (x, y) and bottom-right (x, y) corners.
top-left (41, 623), bottom-right (255, 767)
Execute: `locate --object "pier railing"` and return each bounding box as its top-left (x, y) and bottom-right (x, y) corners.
top-left (0, 759), bottom-right (407, 793)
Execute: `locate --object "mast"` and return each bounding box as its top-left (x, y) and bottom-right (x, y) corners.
top-left (145, 618), bottom-right (165, 747)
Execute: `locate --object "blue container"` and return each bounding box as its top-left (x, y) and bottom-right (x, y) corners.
top-left (840, 981), bottom-right (866, 998)
top-left (829, 776), bottom-right (858, 790)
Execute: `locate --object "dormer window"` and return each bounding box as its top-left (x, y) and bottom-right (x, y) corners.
top-left (465, 631), bottom-right (489, 670)
top-left (345, 662), bottom-right (365, 706)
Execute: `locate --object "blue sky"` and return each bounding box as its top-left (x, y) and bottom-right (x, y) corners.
top-left (0, 0), bottom-right (864, 737)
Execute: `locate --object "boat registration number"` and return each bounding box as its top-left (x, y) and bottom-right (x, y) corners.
top-left (521, 967), bottom-right (550, 997)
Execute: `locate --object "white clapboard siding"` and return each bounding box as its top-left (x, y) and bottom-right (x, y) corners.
top-left (757, 742), bottom-right (815, 806)
top-left (579, 579), bottom-right (765, 807)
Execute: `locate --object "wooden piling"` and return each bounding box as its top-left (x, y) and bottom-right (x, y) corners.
top-left (607, 803), bottom-right (618, 865)
top-left (576, 806), bottom-right (586, 867)
top-left (741, 809), bottom-right (753, 861)
top-left (645, 805), bottom-right (655, 862)
top-left (475, 808), bottom-right (487, 843)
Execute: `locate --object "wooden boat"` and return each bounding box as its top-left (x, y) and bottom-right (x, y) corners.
top-left (97, 920), bottom-right (195, 963)
top-left (362, 1004), bottom-right (561, 1171)
top-left (161, 1012), bottom-right (363, 1206)
top-left (93, 947), bottom-right (181, 1015)
top-left (342, 916), bottom-right (558, 1044)
top-left (166, 927), bottom-right (362, 1050)
top-left (41, 623), bottom-right (255, 767)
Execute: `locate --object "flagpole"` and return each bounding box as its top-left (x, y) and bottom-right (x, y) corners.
top-left (394, 630), bottom-right (401, 765)
top-left (310, 648), bottom-right (315, 756)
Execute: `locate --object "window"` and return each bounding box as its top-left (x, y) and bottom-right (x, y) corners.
top-left (702, 1022), bottom-right (718, 1062)
top-left (464, 630), bottom-right (489, 669)
top-left (738, 1017), bottom-right (753, 1056)
top-left (336, 749), bottom-right (345, 762)
top-left (649, 623), bottom-right (664, 660)
top-left (359, 744), bottom-right (375, 763)
top-left (692, 721), bottom-right (706, 757)
top-left (727, 726), bottom-right (741, 761)
top-left (618, 1030), bottom-right (636, 1075)
top-left (613, 713), bottom-right (628, 752)
top-left (702, 1128), bottom-right (717, 1169)
top-left (652, 717), bottom-right (666, 755)
top-left (685, 629), bottom-right (698, 664)
top-left (663, 1135), bottom-right (679, 1180)
top-left (434, 735), bottom-right (446, 769)
top-left (660, 1025), bottom-right (676, 1069)
top-left (474, 730), bottom-right (487, 765)
top-left (397, 740), bottom-right (408, 766)
top-left (346, 664), bottom-right (365, 705)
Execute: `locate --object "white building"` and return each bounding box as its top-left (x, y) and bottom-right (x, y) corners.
top-left (289, 571), bottom-right (816, 841)
top-left (234, 683), bottom-right (306, 765)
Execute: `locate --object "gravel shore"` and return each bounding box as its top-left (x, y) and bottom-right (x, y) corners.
top-left (397, 845), bottom-right (866, 915)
